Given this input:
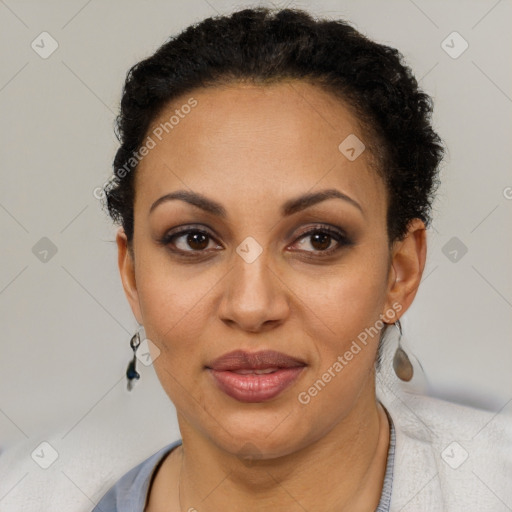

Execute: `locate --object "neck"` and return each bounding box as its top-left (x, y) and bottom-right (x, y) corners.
top-left (177, 379), bottom-right (390, 512)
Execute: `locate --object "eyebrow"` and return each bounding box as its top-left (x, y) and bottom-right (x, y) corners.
top-left (149, 188), bottom-right (364, 218)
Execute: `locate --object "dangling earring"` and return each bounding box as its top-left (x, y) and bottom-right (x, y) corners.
top-left (126, 328), bottom-right (142, 391)
top-left (392, 320), bottom-right (414, 382)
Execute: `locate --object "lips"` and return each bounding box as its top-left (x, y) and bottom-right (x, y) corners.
top-left (206, 350), bottom-right (306, 403)
top-left (207, 349), bottom-right (306, 371)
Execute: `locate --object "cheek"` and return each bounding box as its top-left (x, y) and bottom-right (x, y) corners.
top-left (137, 264), bottom-right (209, 411)
top-left (300, 245), bottom-right (389, 336)
top-left (299, 248), bottom-right (390, 386)
top-left (134, 236), bottom-right (210, 317)
top-left (134, 252), bottom-right (211, 360)
top-left (293, 271), bottom-right (388, 427)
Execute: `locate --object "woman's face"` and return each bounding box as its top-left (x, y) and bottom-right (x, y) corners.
top-left (117, 81), bottom-right (418, 458)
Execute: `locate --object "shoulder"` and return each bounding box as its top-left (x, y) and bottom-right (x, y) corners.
top-left (381, 390), bottom-right (512, 511)
top-left (388, 389), bottom-right (512, 441)
top-left (376, 332), bottom-right (512, 511)
top-left (92, 439), bottom-right (182, 512)
top-left (0, 429), bottom-right (182, 512)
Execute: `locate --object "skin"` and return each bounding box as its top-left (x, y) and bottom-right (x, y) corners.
top-left (116, 81), bottom-right (427, 511)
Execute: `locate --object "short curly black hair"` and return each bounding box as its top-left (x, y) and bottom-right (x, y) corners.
top-left (104, 7), bottom-right (443, 251)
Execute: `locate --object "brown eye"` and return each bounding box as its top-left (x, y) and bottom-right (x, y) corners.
top-left (159, 226), bottom-right (221, 256)
top-left (292, 225), bottom-right (352, 256)
top-left (307, 232), bottom-right (332, 251)
top-left (182, 231), bottom-right (210, 251)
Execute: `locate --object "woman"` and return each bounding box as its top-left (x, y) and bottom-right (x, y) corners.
top-left (93, 7), bottom-right (511, 512)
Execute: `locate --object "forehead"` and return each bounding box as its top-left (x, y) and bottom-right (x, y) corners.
top-left (134, 81), bottom-right (385, 218)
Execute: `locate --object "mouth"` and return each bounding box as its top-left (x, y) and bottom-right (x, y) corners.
top-left (206, 350), bottom-right (307, 403)
top-left (229, 367), bottom-right (281, 375)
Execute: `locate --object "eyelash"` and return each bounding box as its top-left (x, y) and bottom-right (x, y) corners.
top-left (158, 224), bottom-right (352, 259)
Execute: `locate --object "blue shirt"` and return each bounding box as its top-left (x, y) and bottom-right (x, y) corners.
top-left (92, 415), bottom-right (395, 511)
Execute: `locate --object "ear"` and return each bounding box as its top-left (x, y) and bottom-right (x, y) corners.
top-left (116, 226), bottom-right (143, 325)
top-left (382, 218), bottom-right (427, 323)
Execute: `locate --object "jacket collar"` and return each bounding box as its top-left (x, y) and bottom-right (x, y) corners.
top-left (378, 376), bottom-right (445, 511)
top-left (376, 330), bottom-right (446, 511)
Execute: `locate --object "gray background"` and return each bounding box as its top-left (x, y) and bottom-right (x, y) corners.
top-left (0, 0), bottom-right (511, 505)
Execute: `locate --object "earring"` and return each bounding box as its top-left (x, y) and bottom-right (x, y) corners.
top-left (126, 328), bottom-right (142, 391)
top-left (392, 320), bottom-right (414, 382)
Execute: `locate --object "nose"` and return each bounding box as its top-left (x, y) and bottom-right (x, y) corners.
top-left (218, 249), bottom-right (290, 333)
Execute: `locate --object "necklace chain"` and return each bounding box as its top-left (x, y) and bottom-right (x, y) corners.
top-left (178, 446), bottom-right (183, 512)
